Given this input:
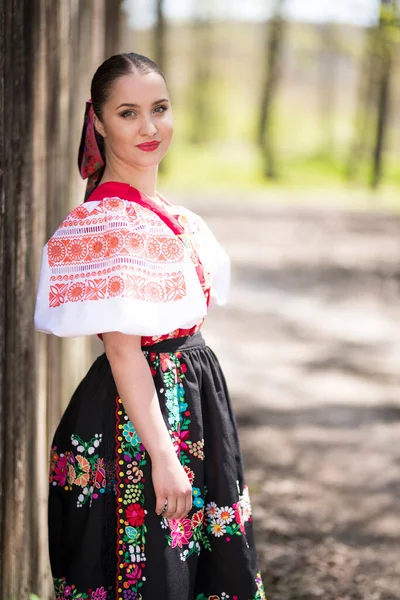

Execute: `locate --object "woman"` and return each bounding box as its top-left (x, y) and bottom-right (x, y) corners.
top-left (35, 52), bottom-right (266, 600)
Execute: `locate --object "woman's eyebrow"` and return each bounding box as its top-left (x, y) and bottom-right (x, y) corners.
top-left (116, 99), bottom-right (169, 110)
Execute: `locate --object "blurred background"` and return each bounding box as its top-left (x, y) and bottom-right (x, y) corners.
top-left (0, 0), bottom-right (399, 599)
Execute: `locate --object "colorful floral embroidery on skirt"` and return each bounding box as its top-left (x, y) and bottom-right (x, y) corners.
top-left (48, 334), bottom-right (266, 599)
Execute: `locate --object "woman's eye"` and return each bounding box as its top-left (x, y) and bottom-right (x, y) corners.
top-left (154, 105), bottom-right (168, 114)
top-left (121, 110), bottom-right (136, 118)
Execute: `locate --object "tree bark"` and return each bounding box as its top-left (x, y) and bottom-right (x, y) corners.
top-left (0, 1), bottom-right (123, 597)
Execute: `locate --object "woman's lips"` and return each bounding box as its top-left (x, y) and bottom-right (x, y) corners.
top-left (136, 141), bottom-right (161, 152)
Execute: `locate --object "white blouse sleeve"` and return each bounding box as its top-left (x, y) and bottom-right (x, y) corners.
top-left (181, 208), bottom-right (231, 307)
top-left (34, 197), bottom-right (207, 337)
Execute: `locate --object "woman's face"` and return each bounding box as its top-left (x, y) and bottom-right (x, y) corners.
top-left (94, 71), bottom-right (174, 170)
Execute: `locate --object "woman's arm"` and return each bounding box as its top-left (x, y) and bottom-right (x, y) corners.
top-left (103, 331), bottom-right (192, 520)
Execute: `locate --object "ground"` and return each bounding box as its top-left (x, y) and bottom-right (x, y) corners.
top-left (177, 191), bottom-right (400, 600)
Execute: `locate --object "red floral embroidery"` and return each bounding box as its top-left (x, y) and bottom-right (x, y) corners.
top-left (67, 282), bottom-right (86, 302)
top-left (125, 502), bottom-right (146, 527)
top-left (48, 239), bottom-right (66, 263)
top-left (108, 276), bottom-right (124, 297)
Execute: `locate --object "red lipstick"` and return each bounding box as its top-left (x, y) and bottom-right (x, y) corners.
top-left (136, 141), bottom-right (160, 152)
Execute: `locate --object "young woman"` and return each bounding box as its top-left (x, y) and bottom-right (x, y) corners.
top-left (35, 53), bottom-right (266, 600)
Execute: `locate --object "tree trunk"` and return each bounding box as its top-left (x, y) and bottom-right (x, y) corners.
top-left (154, 0), bottom-right (166, 75)
top-left (370, 0), bottom-right (397, 188)
top-left (258, 0), bottom-right (285, 179)
top-left (346, 26), bottom-right (377, 181)
top-left (0, 1), bottom-right (123, 598)
top-left (155, 0), bottom-right (166, 172)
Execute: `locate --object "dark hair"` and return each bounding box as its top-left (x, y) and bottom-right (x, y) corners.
top-left (91, 52), bottom-right (166, 119)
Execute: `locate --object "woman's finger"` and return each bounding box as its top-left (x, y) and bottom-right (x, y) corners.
top-left (164, 496), bottom-right (177, 520)
top-left (173, 496), bottom-right (187, 520)
top-left (155, 495), bottom-right (167, 516)
top-left (184, 492), bottom-right (193, 518)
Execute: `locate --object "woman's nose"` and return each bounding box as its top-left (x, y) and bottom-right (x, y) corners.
top-left (139, 116), bottom-right (157, 137)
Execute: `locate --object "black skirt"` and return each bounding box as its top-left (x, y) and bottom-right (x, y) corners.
top-left (48, 332), bottom-right (266, 600)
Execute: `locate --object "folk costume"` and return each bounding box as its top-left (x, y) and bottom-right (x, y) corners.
top-left (34, 100), bottom-right (266, 600)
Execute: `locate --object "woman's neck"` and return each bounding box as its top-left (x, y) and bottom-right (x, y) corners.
top-left (99, 163), bottom-right (159, 201)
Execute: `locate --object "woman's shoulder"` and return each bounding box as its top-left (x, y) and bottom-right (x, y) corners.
top-left (57, 182), bottom-right (185, 238)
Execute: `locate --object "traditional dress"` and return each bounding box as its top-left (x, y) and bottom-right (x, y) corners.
top-left (35, 181), bottom-right (266, 600)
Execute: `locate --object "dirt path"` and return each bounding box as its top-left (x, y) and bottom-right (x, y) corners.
top-left (178, 193), bottom-right (400, 600)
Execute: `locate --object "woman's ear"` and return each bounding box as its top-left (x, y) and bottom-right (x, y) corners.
top-left (94, 114), bottom-right (106, 138)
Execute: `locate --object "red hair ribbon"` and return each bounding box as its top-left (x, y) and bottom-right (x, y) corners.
top-left (78, 99), bottom-right (105, 201)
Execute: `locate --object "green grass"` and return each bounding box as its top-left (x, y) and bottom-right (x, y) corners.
top-left (159, 139), bottom-right (400, 212)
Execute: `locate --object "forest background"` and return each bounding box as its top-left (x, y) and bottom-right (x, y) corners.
top-left (124, 0), bottom-right (400, 206)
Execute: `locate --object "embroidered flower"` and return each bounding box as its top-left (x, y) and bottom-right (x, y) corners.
top-left (74, 455), bottom-right (90, 487)
top-left (54, 454), bottom-right (68, 486)
top-left (106, 230), bottom-right (124, 254)
top-left (108, 275), bottom-right (124, 297)
top-left (125, 502), bottom-right (146, 527)
top-left (234, 503), bottom-right (246, 534)
top-left (67, 464), bottom-right (76, 485)
top-left (145, 281), bottom-right (164, 303)
top-left (125, 525), bottom-right (140, 544)
top-left (49, 447), bottom-right (59, 483)
top-left (70, 205), bottom-right (89, 220)
top-left (210, 521), bottom-right (226, 537)
top-left (160, 353), bottom-right (175, 372)
top-left (171, 427), bottom-right (190, 455)
top-left (169, 518), bottom-right (193, 548)
top-left (126, 562), bottom-right (144, 583)
top-left (49, 283), bottom-right (67, 307)
top-left (67, 281), bottom-right (86, 302)
top-left (122, 422), bottom-right (140, 446)
top-left (66, 239), bottom-right (87, 262)
top-left (192, 509), bottom-right (204, 529)
top-left (88, 236), bottom-right (106, 259)
top-left (93, 457), bottom-right (106, 489)
top-left (216, 506), bottom-right (234, 525)
top-left (48, 239), bottom-right (66, 264)
top-left (146, 237), bottom-right (161, 259)
top-left (126, 232), bottom-right (145, 255)
top-left (206, 501), bottom-right (218, 519)
top-left (193, 496), bottom-right (204, 508)
top-left (85, 278), bottom-right (107, 300)
top-left (91, 586), bottom-right (107, 599)
top-left (183, 466), bottom-right (195, 485)
top-left (165, 274), bottom-right (186, 301)
top-left (161, 238), bottom-right (183, 261)
top-left (103, 197), bottom-right (124, 211)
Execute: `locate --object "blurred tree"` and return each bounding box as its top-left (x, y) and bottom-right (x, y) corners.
top-left (370, 0), bottom-right (398, 188)
top-left (155, 0), bottom-right (166, 172)
top-left (258, 0), bottom-right (286, 179)
top-left (154, 0), bottom-right (166, 75)
top-left (189, 0), bottom-right (212, 145)
top-left (318, 23), bottom-right (339, 155)
top-left (348, 0), bottom-right (398, 187)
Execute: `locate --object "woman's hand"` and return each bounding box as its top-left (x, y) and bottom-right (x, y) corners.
top-left (152, 452), bottom-right (192, 520)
